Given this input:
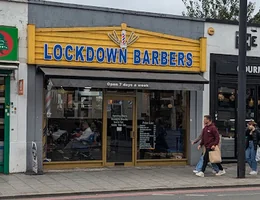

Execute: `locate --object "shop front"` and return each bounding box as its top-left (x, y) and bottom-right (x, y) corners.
top-left (27, 23), bottom-right (207, 170)
top-left (210, 54), bottom-right (260, 159)
top-left (0, 26), bottom-right (18, 173)
top-left (204, 20), bottom-right (260, 160)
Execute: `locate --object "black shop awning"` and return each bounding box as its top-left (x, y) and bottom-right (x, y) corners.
top-left (39, 67), bottom-right (208, 91)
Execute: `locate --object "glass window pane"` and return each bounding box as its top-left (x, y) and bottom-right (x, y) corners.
top-left (137, 91), bottom-right (187, 160)
top-left (45, 87), bottom-right (103, 162)
top-left (0, 77), bottom-right (5, 98)
top-left (258, 86), bottom-right (260, 124)
top-left (246, 88), bottom-right (255, 119)
top-left (216, 87), bottom-right (236, 158)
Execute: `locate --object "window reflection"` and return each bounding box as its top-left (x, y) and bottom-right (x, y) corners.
top-left (218, 88), bottom-right (236, 109)
top-left (216, 87), bottom-right (236, 158)
top-left (106, 99), bottom-right (133, 163)
top-left (217, 87), bottom-right (236, 138)
top-left (246, 88), bottom-right (255, 119)
top-left (258, 87), bottom-right (260, 124)
top-left (45, 87), bottom-right (103, 162)
top-left (137, 91), bottom-right (188, 160)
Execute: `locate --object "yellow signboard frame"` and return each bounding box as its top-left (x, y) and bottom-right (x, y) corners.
top-left (28, 23), bottom-right (206, 72)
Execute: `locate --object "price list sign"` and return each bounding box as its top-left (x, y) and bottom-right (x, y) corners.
top-left (139, 121), bottom-right (156, 149)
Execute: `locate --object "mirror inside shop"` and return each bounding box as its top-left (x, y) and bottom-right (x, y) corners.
top-left (44, 87), bottom-right (188, 162)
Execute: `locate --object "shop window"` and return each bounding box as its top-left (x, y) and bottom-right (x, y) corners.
top-left (44, 87), bottom-right (103, 162)
top-left (137, 91), bottom-right (188, 160)
top-left (216, 87), bottom-right (236, 137)
top-left (258, 87), bottom-right (260, 124)
top-left (246, 88), bottom-right (255, 119)
top-left (216, 87), bottom-right (236, 158)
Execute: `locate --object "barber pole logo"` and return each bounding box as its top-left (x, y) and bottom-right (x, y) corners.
top-left (108, 29), bottom-right (139, 49)
top-left (45, 80), bottom-right (53, 118)
top-left (121, 30), bottom-right (127, 48)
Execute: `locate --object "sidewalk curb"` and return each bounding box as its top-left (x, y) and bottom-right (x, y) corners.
top-left (2, 184), bottom-right (260, 199)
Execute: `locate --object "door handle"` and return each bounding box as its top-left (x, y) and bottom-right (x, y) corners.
top-left (130, 131), bottom-right (134, 139)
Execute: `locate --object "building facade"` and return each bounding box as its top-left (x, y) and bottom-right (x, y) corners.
top-left (0, 0), bottom-right (28, 174)
top-left (204, 20), bottom-right (260, 160)
top-left (26, 1), bottom-right (207, 172)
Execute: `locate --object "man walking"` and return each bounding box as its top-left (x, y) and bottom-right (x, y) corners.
top-left (192, 130), bottom-right (219, 174)
top-left (195, 115), bottom-right (225, 177)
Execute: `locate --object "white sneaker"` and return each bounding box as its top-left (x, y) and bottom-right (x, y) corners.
top-left (193, 170), bottom-right (199, 173)
top-left (196, 172), bottom-right (205, 177)
top-left (216, 170), bottom-right (226, 176)
top-left (212, 170), bottom-right (217, 174)
top-left (249, 171), bottom-right (258, 175)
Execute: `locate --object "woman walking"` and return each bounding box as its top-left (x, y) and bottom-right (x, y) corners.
top-left (246, 120), bottom-right (260, 175)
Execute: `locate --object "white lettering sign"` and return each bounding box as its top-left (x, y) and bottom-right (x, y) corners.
top-left (106, 82), bottom-right (149, 88)
top-left (237, 66), bottom-right (260, 74)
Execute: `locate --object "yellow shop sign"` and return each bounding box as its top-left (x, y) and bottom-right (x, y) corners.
top-left (28, 23), bottom-right (207, 72)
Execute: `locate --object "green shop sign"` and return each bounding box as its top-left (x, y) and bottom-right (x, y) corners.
top-left (0, 26), bottom-right (18, 61)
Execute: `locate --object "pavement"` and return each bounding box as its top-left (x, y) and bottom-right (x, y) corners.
top-left (1, 164), bottom-right (260, 199)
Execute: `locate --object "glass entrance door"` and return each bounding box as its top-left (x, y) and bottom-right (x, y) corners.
top-left (105, 96), bottom-right (136, 166)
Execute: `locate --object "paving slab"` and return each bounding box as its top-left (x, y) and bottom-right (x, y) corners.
top-left (0, 164), bottom-right (260, 199)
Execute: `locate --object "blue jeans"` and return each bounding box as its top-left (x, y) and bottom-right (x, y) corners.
top-left (195, 154), bottom-right (219, 172)
top-left (246, 141), bottom-right (257, 171)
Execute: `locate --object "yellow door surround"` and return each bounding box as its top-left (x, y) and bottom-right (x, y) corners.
top-left (27, 23), bottom-right (207, 73)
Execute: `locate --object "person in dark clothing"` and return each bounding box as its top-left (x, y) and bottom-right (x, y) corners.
top-left (195, 115), bottom-right (225, 177)
top-left (70, 121), bottom-right (82, 139)
top-left (245, 120), bottom-right (260, 175)
top-left (155, 118), bottom-right (169, 153)
top-left (192, 123), bottom-right (219, 174)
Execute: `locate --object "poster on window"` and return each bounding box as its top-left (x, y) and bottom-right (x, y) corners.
top-left (32, 141), bottom-right (38, 174)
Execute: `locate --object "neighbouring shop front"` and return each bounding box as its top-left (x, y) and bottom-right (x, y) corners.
top-left (210, 54), bottom-right (260, 159)
top-left (0, 26), bottom-right (18, 174)
top-left (27, 22), bottom-right (208, 170)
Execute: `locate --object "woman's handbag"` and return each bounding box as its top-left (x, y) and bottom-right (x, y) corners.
top-left (209, 145), bottom-right (222, 163)
top-left (256, 146), bottom-right (260, 162)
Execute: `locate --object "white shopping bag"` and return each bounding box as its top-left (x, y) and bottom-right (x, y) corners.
top-left (256, 146), bottom-right (260, 162)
